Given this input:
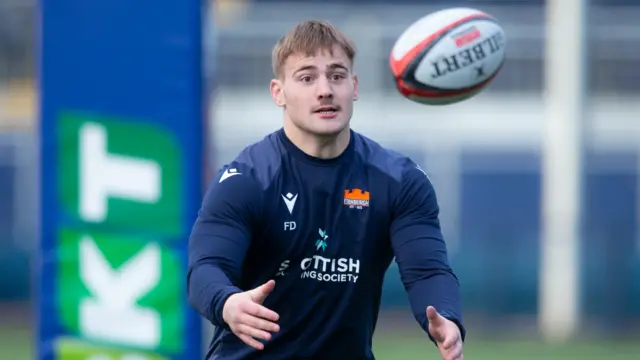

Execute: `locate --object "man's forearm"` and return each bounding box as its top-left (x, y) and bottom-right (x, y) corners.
top-left (187, 263), bottom-right (243, 328)
top-left (405, 270), bottom-right (465, 343)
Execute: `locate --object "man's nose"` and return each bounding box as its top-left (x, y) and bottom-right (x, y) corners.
top-left (316, 77), bottom-right (333, 99)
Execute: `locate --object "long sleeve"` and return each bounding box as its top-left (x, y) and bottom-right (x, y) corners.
top-left (187, 166), bottom-right (264, 328)
top-left (390, 164), bottom-right (466, 344)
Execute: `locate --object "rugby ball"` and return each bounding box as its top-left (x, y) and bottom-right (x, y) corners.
top-left (390, 8), bottom-right (507, 105)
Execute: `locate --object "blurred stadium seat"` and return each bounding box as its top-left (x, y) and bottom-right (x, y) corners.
top-left (216, 0), bottom-right (248, 27)
top-left (0, 78), bottom-right (35, 130)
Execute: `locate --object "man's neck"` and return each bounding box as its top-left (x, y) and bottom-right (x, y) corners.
top-left (283, 121), bottom-right (350, 160)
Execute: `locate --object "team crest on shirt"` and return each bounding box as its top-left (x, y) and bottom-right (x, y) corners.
top-left (343, 188), bottom-right (370, 209)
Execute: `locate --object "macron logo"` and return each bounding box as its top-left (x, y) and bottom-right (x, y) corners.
top-left (219, 168), bottom-right (241, 183)
top-left (281, 192), bottom-right (298, 214)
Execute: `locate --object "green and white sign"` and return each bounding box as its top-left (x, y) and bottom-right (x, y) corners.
top-left (57, 230), bottom-right (183, 352)
top-left (43, 112), bottom-right (200, 360)
top-left (55, 338), bottom-right (169, 360)
top-left (58, 114), bottom-right (183, 237)
top-left (40, 3), bottom-right (206, 358)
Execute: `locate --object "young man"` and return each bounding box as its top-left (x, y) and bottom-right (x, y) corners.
top-left (187, 20), bottom-right (465, 360)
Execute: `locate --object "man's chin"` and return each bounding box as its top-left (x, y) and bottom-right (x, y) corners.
top-left (310, 125), bottom-right (348, 138)
top-left (307, 118), bottom-right (349, 136)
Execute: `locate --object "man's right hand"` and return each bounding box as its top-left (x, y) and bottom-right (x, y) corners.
top-left (222, 280), bottom-right (281, 350)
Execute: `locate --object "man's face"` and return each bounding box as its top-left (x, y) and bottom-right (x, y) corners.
top-left (270, 45), bottom-right (359, 136)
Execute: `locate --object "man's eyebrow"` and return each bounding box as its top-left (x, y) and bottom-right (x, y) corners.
top-left (293, 65), bottom-right (316, 74)
top-left (293, 63), bottom-right (349, 75)
top-left (328, 63), bottom-right (349, 71)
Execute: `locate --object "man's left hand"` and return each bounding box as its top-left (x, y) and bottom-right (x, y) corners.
top-left (426, 306), bottom-right (464, 360)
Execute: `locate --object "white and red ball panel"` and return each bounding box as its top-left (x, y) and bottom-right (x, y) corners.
top-left (390, 8), bottom-right (507, 105)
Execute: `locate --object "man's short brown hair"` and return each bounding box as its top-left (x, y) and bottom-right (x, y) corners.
top-left (271, 20), bottom-right (357, 78)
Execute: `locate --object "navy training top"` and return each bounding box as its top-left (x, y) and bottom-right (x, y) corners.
top-left (187, 128), bottom-right (465, 360)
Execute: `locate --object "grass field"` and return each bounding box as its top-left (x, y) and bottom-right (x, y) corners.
top-left (2, 325), bottom-right (639, 360)
top-left (373, 336), bottom-right (640, 360)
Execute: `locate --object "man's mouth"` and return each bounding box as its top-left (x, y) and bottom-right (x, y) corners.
top-left (313, 106), bottom-right (339, 115)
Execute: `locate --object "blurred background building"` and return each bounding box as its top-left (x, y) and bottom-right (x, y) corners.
top-left (1, 0), bottom-right (639, 358)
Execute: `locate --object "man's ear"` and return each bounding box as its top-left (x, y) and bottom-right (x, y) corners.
top-left (270, 78), bottom-right (286, 107)
top-left (352, 74), bottom-right (359, 101)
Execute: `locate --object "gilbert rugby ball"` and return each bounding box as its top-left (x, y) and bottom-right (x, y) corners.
top-left (390, 8), bottom-right (506, 105)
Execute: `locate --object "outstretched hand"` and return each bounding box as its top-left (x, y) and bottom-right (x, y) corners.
top-left (222, 280), bottom-right (280, 350)
top-left (427, 306), bottom-right (464, 360)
